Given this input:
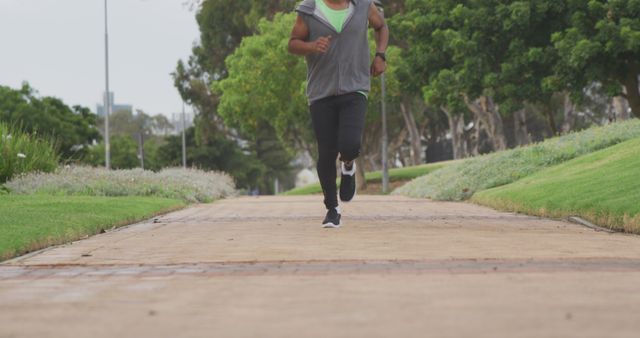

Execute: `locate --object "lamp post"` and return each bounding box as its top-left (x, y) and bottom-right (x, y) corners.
top-left (103, 0), bottom-right (111, 169)
top-left (374, 0), bottom-right (389, 193)
top-left (181, 102), bottom-right (187, 168)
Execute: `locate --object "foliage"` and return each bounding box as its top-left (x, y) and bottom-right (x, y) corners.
top-left (85, 109), bottom-right (175, 171)
top-left (157, 127), bottom-right (266, 190)
top-left (0, 83), bottom-right (100, 160)
top-left (174, 1), bottom-right (303, 194)
top-left (395, 119), bottom-right (640, 200)
top-left (0, 195), bottom-right (184, 261)
top-left (5, 166), bottom-right (236, 203)
top-left (282, 161), bottom-right (453, 196)
top-left (548, 0), bottom-right (640, 117)
top-left (84, 134), bottom-right (140, 170)
top-left (473, 137), bottom-right (640, 233)
top-left (215, 12), bottom-right (310, 151)
top-left (390, 0), bottom-right (568, 116)
top-left (96, 109), bottom-right (174, 139)
top-left (172, 0), bottom-right (296, 146)
top-left (0, 122), bottom-right (59, 183)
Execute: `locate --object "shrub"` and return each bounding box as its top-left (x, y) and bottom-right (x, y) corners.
top-left (0, 122), bottom-right (59, 183)
top-left (394, 119), bottom-right (640, 201)
top-left (5, 166), bottom-right (236, 203)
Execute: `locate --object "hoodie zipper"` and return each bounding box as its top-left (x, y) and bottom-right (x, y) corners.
top-left (311, 1), bottom-right (356, 96)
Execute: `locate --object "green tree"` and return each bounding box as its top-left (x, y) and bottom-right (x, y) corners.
top-left (215, 12), bottom-right (310, 153)
top-left (84, 134), bottom-right (139, 170)
top-left (548, 0), bottom-right (640, 118)
top-left (157, 127), bottom-right (267, 191)
top-left (90, 109), bottom-right (173, 171)
top-left (173, 0), bottom-right (300, 193)
top-left (96, 109), bottom-right (173, 139)
top-left (173, 0), bottom-right (297, 143)
top-left (0, 83), bottom-right (100, 161)
top-left (392, 0), bottom-right (574, 157)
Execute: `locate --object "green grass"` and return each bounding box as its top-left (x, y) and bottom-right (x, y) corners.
top-left (0, 195), bottom-right (185, 261)
top-left (1, 122), bottom-right (59, 183)
top-left (472, 137), bottom-right (640, 233)
top-left (282, 161), bottom-right (452, 195)
top-left (395, 119), bottom-right (640, 201)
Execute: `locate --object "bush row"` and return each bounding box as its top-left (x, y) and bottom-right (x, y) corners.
top-left (5, 166), bottom-right (236, 203)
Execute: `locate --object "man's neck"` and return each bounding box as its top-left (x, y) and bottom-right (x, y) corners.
top-left (323, 0), bottom-right (349, 10)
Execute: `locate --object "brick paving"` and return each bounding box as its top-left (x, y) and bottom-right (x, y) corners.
top-left (2, 195), bottom-right (640, 338)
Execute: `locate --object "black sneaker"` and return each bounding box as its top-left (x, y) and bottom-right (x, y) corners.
top-left (339, 162), bottom-right (357, 202)
top-left (322, 207), bottom-right (341, 228)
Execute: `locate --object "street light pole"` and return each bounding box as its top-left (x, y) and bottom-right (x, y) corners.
top-left (181, 102), bottom-right (187, 168)
top-left (374, 0), bottom-right (389, 193)
top-left (380, 72), bottom-right (389, 193)
top-left (103, 0), bottom-right (111, 169)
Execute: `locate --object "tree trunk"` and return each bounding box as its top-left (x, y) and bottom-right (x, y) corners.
top-left (612, 96), bottom-right (631, 121)
top-left (356, 157), bottom-right (367, 190)
top-left (513, 109), bottom-right (531, 146)
top-left (399, 100), bottom-right (423, 166)
top-left (544, 107), bottom-right (558, 136)
top-left (561, 93), bottom-right (576, 134)
top-left (388, 127), bottom-right (408, 167)
top-left (622, 70), bottom-right (640, 119)
top-left (481, 96), bottom-right (507, 151)
top-left (443, 107), bottom-right (468, 159)
top-left (464, 96), bottom-right (507, 152)
top-left (361, 119), bottom-right (382, 172)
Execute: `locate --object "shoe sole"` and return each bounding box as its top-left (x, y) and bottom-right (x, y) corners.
top-left (322, 222), bottom-right (342, 229)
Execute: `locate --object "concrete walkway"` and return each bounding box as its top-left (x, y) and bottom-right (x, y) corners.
top-left (2, 195), bottom-right (640, 337)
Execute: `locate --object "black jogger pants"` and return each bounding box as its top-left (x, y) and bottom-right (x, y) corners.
top-left (310, 92), bottom-right (367, 210)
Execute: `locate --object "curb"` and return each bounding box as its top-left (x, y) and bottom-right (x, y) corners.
top-left (567, 216), bottom-right (617, 234)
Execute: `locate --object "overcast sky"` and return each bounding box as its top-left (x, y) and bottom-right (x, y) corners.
top-left (0, 0), bottom-right (199, 117)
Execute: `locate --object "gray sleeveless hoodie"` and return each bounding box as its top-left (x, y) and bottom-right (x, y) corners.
top-left (295, 0), bottom-right (372, 104)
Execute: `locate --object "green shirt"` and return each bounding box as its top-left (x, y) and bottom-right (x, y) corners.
top-left (316, 0), bottom-right (349, 33)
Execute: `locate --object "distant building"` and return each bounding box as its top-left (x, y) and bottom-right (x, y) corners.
top-left (96, 92), bottom-right (132, 117)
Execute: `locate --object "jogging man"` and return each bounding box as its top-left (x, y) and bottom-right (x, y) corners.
top-left (288, 0), bottom-right (389, 228)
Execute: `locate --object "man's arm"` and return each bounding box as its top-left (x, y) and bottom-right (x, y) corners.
top-left (288, 15), bottom-right (332, 56)
top-left (369, 2), bottom-right (389, 76)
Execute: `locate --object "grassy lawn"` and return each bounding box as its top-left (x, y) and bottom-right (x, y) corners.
top-left (395, 119), bottom-right (640, 200)
top-left (0, 195), bottom-right (185, 261)
top-left (282, 161), bottom-right (452, 195)
top-left (472, 137), bottom-right (640, 233)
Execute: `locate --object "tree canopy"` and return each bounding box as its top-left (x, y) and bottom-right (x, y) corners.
top-left (0, 83), bottom-right (100, 160)
top-left (548, 0), bottom-right (640, 117)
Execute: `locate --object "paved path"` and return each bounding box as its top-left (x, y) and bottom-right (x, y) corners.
top-left (2, 195), bottom-right (640, 338)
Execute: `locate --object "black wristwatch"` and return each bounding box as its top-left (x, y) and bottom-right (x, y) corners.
top-left (375, 52), bottom-right (386, 62)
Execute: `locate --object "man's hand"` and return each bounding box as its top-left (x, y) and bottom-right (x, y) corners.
top-left (311, 36), bottom-right (332, 54)
top-left (371, 55), bottom-right (386, 76)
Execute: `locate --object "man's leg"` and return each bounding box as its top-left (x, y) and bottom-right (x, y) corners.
top-left (337, 93), bottom-right (367, 163)
top-left (336, 93), bottom-right (367, 201)
top-left (310, 98), bottom-right (340, 210)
